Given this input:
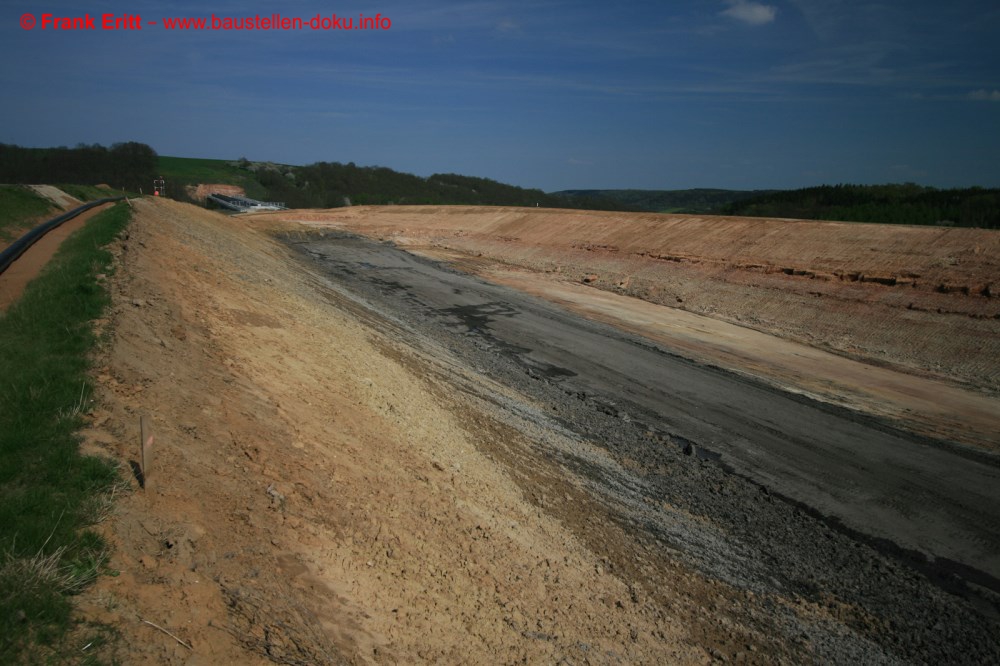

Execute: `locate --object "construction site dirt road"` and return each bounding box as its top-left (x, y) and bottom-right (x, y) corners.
top-left (80, 199), bottom-right (999, 664)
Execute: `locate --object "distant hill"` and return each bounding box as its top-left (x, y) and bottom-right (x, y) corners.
top-left (551, 188), bottom-right (775, 213)
top-left (7, 145), bottom-right (995, 226)
top-left (0, 144), bottom-right (629, 212)
top-left (554, 185), bottom-right (1000, 228)
top-left (161, 156), bottom-right (630, 212)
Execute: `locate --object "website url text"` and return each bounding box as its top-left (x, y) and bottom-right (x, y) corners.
top-left (19, 13), bottom-right (392, 31)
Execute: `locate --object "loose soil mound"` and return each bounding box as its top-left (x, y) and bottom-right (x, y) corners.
top-left (27, 184), bottom-right (82, 210)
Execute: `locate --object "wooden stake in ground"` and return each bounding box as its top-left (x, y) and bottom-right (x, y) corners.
top-left (141, 618), bottom-right (193, 651)
top-left (140, 415), bottom-right (153, 490)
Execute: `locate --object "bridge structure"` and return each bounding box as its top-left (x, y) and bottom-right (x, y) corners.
top-left (207, 193), bottom-right (287, 212)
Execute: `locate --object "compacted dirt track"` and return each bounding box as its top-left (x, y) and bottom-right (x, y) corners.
top-left (78, 199), bottom-right (1000, 664)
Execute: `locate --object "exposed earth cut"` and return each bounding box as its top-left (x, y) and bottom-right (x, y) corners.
top-left (187, 183), bottom-right (247, 203)
top-left (75, 199), bottom-right (999, 664)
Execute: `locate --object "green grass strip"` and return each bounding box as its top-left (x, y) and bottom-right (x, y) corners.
top-left (0, 201), bottom-right (131, 662)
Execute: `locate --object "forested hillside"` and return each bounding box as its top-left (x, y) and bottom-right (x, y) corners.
top-left (721, 184), bottom-right (1000, 228)
top-left (552, 188), bottom-right (770, 213)
top-left (184, 159), bottom-right (628, 210)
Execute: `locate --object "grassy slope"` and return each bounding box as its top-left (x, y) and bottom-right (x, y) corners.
top-left (56, 184), bottom-right (120, 203)
top-left (1, 185), bottom-right (122, 245)
top-left (158, 155), bottom-right (270, 200)
top-left (0, 185), bottom-right (55, 242)
top-left (0, 202), bottom-right (131, 662)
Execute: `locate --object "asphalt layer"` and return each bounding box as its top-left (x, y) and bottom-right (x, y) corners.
top-left (285, 230), bottom-right (1000, 663)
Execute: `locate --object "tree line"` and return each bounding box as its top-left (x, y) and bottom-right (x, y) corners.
top-left (243, 161), bottom-right (627, 211)
top-left (552, 188), bottom-right (775, 213)
top-left (11, 143), bottom-right (993, 227)
top-left (0, 142), bottom-right (159, 193)
top-left (721, 183), bottom-right (1000, 229)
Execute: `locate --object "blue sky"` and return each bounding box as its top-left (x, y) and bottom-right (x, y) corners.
top-left (2, 0), bottom-right (998, 191)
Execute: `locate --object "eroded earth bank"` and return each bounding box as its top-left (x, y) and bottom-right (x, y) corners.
top-left (79, 199), bottom-right (999, 664)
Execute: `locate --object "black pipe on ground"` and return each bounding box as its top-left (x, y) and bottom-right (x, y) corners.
top-left (0, 196), bottom-right (125, 275)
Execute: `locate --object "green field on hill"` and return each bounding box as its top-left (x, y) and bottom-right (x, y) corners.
top-left (157, 156), bottom-right (272, 200)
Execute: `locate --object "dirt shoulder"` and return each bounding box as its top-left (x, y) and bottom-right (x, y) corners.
top-left (77, 198), bottom-right (715, 663)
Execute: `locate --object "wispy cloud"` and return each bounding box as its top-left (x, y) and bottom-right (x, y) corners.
top-left (969, 89), bottom-right (1000, 102)
top-left (720, 0), bottom-right (778, 26)
top-left (495, 18), bottom-right (520, 34)
top-left (757, 40), bottom-right (973, 91)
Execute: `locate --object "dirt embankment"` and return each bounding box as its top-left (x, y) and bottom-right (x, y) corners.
top-left (27, 184), bottom-right (82, 210)
top-left (77, 198), bottom-right (722, 663)
top-left (265, 205), bottom-right (999, 396)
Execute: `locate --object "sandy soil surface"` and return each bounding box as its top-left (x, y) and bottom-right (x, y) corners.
top-left (77, 198), bottom-right (714, 663)
top-left (74, 199), bottom-right (1000, 664)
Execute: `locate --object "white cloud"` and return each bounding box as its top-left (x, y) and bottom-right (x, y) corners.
top-left (496, 18), bottom-right (520, 33)
top-left (969, 89), bottom-right (1000, 102)
top-left (721, 0), bottom-right (778, 26)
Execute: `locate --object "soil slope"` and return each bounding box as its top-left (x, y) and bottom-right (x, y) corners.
top-left (77, 198), bottom-right (716, 663)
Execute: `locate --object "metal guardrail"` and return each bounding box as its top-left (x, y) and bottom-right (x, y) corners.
top-left (0, 196), bottom-right (124, 276)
